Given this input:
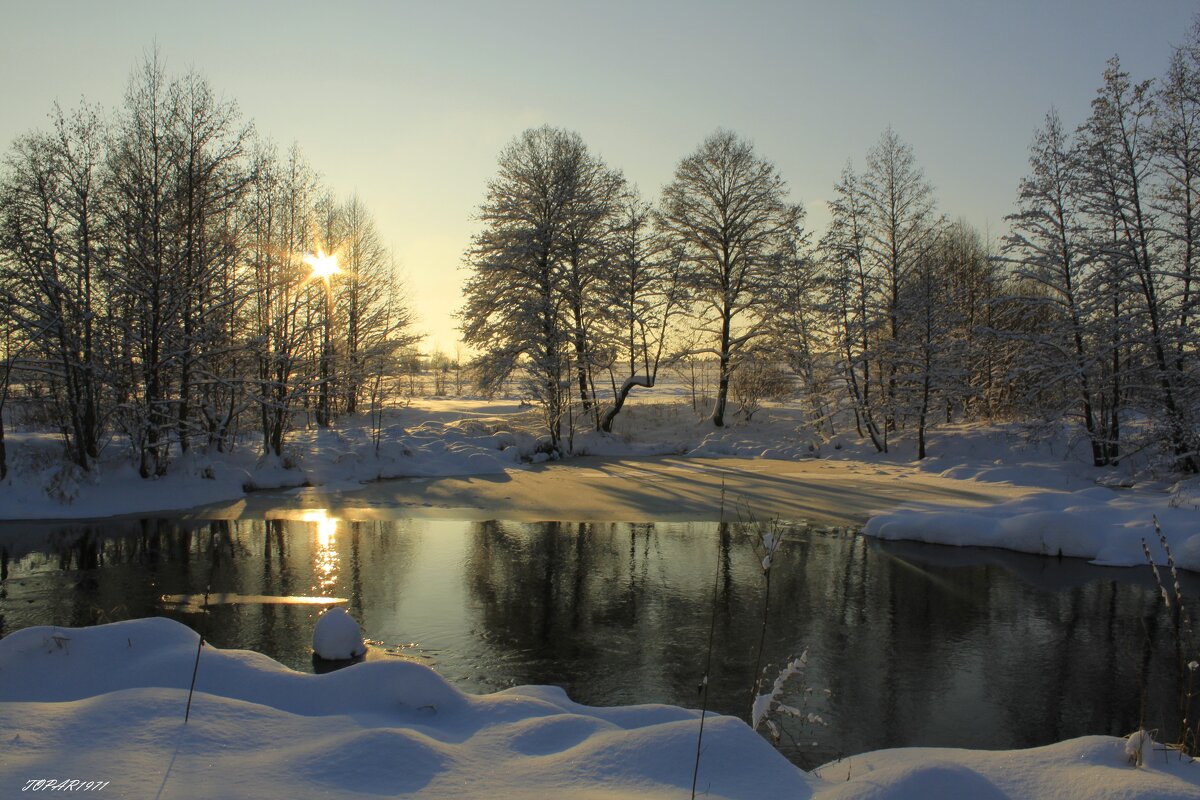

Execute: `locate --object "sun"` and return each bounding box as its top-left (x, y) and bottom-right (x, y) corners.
top-left (303, 249), bottom-right (341, 281)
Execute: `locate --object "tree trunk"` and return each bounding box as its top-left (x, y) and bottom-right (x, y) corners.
top-left (0, 403), bottom-right (7, 481)
top-left (712, 311), bottom-right (732, 428)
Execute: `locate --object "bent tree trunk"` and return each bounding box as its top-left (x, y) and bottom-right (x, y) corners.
top-left (600, 375), bottom-right (652, 433)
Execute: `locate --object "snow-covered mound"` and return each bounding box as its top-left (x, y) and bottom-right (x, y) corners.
top-left (0, 618), bottom-right (815, 799)
top-left (864, 487), bottom-right (1200, 571)
top-left (1, 619), bottom-right (1197, 799)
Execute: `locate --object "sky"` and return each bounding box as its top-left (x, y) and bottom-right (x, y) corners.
top-left (2, 0), bottom-right (1197, 352)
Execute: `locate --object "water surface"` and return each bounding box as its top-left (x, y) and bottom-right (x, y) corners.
top-left (1, 515), bottom-right (1195, 769)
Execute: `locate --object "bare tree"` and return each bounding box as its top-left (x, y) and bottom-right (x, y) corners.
top-left (770, 229), bottom-right (833, 437)
top-left (658, 130), bottom-right (803, 427)
top-left (821, 162), bottom-right (886, 451)
top-left (246, 143), bottom-right (322, 458)
top-left (103, 51), bottom-right (184, 476)
top-left (168, 70), bottom-right (252, 452)
top-left (557, 145), bottom-right (626, 427)
top-left (334, 195), bottom-right (415, 415)
top-left (899, 224), bottom-right (958, 459)
top-left (598, 195), bottom-right (686, 431)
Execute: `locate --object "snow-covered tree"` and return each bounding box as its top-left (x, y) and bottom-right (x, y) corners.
top-left (556, 144), bottom-right (626, 428)
top-left (0, 101), bottom-right (108, 472)
top-left (103, 52), bottom-right (189, 476)
top-left (461, 126), bottom-right (624, 448)
top-left (0, 52), bottom-right (412, 475)
top-left (766, 225), bottom-right (830, 435)
top-left (245, 143), bottom-right (323, 458)
top-left (1152, 36), bottom-right (1200, 470)
top-left (333, 194), bottom-right (417, 417)
top-left (1078, 57), bottom-right (1197, 472)
top-left (1004, 109), bottom-right (1117, 465)
top-left (166, 70), bottom-right (252, 453)
top-left (859, 127), bottom-right (936, 442)
top-left (898, 223), bottom-right (963, 459)
top-left (461, 127), bottom-right (579, 449)
top-left (820, 162), bottom-right (886, 451)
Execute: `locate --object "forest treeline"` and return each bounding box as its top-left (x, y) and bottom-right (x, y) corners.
top-left (4, 28), bottom-right (1200, 486)
top-left (461, 37), bottom-right (1200, 473)
top-left (0, 53), bottom-right (416, 481)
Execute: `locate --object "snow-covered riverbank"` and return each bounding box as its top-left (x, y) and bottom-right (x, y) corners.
top-left (0, 618), bottom-right (1196, 799)
top-left (2, 397), bottom-right (1197, 571)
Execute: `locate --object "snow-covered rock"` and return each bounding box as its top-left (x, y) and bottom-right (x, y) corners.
top-left (312, 607), bottom-right (366, 660)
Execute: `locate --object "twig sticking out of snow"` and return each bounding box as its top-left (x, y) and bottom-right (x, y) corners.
top-left (185, 528), bottom-right (223, 725)
top-left (184, 587), bottom-right (208, 724)
top-left (751, 650), bottom-right (828, 751)
top-left (1142, 518), bottom-right (1200, 757)
top-left (691, 482), bottom-right (726, 800)
top-left (1126, 729), bottom-right (1155, 767)
top-left (752, 651), bottom-right (809, 732)
top-left (737, 504), bottom-right (794, 715)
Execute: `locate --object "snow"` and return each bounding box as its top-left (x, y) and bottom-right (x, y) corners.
top-left (863, 485), bottom-right (1200, 570)
top-left (0, 400), bottom-right (541, 520)
top-left (1, 618), bottom-right (1196, 799)
top-left (812, 736), bottom-right (1199, 800)
top-left (311, 607), bottom-right (366, 660)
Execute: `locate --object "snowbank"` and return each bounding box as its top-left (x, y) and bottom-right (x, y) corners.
top-left (0, 618), bottom-right (813, 799)
top-left (864, 486), bottom-right (1200, 571)
top-left (813, 737), bottom-right (1199, 800)
top-left (0, 410), bottom-right (540, 520)
top-left (1, 619), bottom-right (1196, 799)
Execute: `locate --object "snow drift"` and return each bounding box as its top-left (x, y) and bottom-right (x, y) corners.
top-left (1, 618), bottom-right (1197, 798)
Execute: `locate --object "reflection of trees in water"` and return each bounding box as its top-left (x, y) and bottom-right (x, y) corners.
top-left (28, 520), bottom-right (238, 629)
top-left (1, 517), bottom-right (416, 671)
top-left (0, 545), bottom-right (8, 636)
top-left (465, 522), bottom-right (1200, 769)
top-left (464, 520), bottom-right (772, 711)
top-left (984, 577), bottom-right (1195, 750)
top-left (804, 539), bottom-right (1199, 761)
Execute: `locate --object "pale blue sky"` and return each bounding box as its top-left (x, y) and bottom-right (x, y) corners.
top-left (2, 1), bottom-right (1196, 350)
